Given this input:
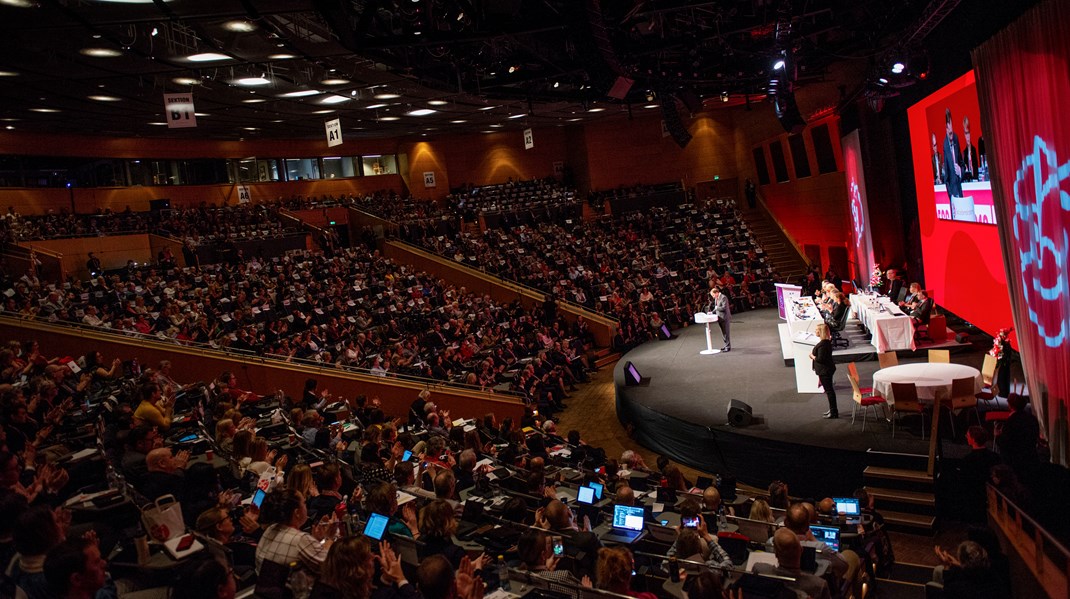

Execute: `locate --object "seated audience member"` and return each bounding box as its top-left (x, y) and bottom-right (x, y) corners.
top-left (43, 536), bottom-right (110, 599)
top-left (365, 481), bottom-right (418, 539)
top-left (132, 382), bottom-right (173, 430)
top-left (415, 554), bottom-right (473, 599)
top-left (596, 547), bottom-right (655, 599)
top-left (11, 505), bottom-right (67, 599)
top-left (0, 490), bottom-right (28, 571)
top-left (768, 480), bottom-right (790, 509)
top-left (748, 498), bottom-right (774, 523)
top-left (614, 484), bottom-right (637, 507)
top-left (994, 394), bottom-right (1040, 479)
top-left (685, 570), bottom-right (727, 599)
top-left (535, 499), bottom-right (602, 578)
top-left (781, 503), bottom-right (854, 585)
top-left (701, 485), bottom-right (733, 519)
top-left (517, 530), bottom-right (585, 585)
top-left (752, 528), bottom-right (831, 599)
top-left (309, 536), bottom-right (376, 599)
top-left (119, 425), bottom-right (159, 483)
top-left (171, 557), bottom-right (238, 599)
top-left (956, 426), bottom-right (1002, 523)
top-left (140, 447), bottom-right (188, 501)
top-left (932, 540), bottom-right (1004, 599)
top-left (417, 499), bottom-right (466, 568)
top-left (667, 527), bottom-right (732, 570)
top-left (307, 464), bottom-right (348, 521)
top-left (255, 488), bottom-right (332, 575)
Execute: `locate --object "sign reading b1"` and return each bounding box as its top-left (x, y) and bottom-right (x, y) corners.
top-left (163, 93), bottom-right (197, 128)
top-left (325, 118), bottom-right (343, 147)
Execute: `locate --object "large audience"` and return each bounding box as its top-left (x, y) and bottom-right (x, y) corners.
top-left (0, 339), bottom-right (1019, 599)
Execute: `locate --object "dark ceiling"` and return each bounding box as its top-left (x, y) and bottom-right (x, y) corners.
top-left (0, 0), bottom-right (930, 141)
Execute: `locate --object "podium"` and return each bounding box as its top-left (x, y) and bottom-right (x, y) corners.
top-left (791, 332), bottom-right (822, 393)
top-left (694, 312), bottom-right (721, 355)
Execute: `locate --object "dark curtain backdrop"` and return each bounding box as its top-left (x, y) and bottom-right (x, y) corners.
top-left (973, 0), bottom-right (1070, 465)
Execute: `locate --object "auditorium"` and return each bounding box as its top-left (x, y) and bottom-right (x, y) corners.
top-left (0, 0), bottom-right (1064, 598)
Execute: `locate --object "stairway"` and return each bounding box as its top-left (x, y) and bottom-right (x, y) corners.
top-left (461, 221), bottom-right (481, 236)
top-left (741, 206), bottom-right (808, 282)
top-left (863, 450), bottom-right (937, 534)
top-left (593, 346), bottom-right (621, 370)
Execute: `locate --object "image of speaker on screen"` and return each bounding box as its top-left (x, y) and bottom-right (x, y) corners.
top-left (961, 116), bottom-right (980, 183)
top-left (943, 107), bottom-right (963, 199)
top-left (931, 133), bottom-right (944, 185)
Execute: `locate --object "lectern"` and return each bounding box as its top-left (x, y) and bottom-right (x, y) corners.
top-left (694, 312), bottom-right (720, 355)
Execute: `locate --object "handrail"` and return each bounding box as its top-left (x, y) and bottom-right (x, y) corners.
top-left (987, 483), bottom-right (1069, 599)
top-left (751, 188), bottom-right (809, 268)
top-left (0, 313), bottom-right (523, 399)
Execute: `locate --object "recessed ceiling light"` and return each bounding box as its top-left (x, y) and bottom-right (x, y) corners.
top-left (29, 108), bottom-right (60, 113)
top-left (427, 100), bottom-right (448, 106)
top-left (567, 117), bottom-right (582, 121)
top-left (379, 116), bottom-right (400, 121)
top-left (88, 95), bottom-right (121, 102)
top-left (235, 77), bottom-right (271, 86)
top-left (450, 119), bottom-right (467, 124)
top-left (222, 20), bottom-right (256, 32)
top-left (241, 98), bottom-right (266, 103)
top-left (643, 104), bottom-right (659, 109)
top-left (374, 92), bottom-right (401, 100)
top-left (320, 95), bottom-right (350, 105)
top-left (3, 126), bottom-right (13, 130)
top-left (243, 127), bottom-right (260, 131)
top-left (187, 52), bottom-right (230, 62)
top-left (278, 90), bottom-right (321, 98)
top-left (0, 70), bottom-right (18, 77)
top-left (320, 78), bottom-right (349, 85)
top-left (80, 48), bottom-right (122, 58)
top-left (147, 122), bottom-right (168, 126)
top-left (406, 108), bottom-right (436, 116)
top-left (478, 106), bottom-right (496, 111)
top-left (490, 124), bottom-right (503, 127)
top-left (481, 130), bottom-right (494, 134)
top-left (172, 77), bottom-right (201, 86)
top-left (0, 0), bottom-right (34, 7)
top-left (508, 113), bottom-right (525, 119)
top-left (311, 109), bottom-right (334, 114)
top-left (268, 53), bottom-right (296, 60)
top-left (194, 112), bottom-right (210, 117)
top-left (365, 103), bottom-right (389, 109)
top-left (270, 119), bottom-right (284, 123)
top-left (0, 118), bottom-right (20, 122)
top-left (587, 107), bottom-right (605, 112)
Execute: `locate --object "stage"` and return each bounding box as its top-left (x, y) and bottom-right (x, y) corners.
top-left (613, 308), bottom-right (978, 498)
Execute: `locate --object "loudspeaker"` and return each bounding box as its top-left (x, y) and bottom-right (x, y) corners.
top-left (773, 91), bottom-right (806, 134)
top-left (607, 76), bottom-right (634, 100)
top-left (955, 332), bottom-right (969, 344)
top-left (624, 361), bottom-right (649, 386)
top-left (660, 99), bottom-right (692, 149)
top-left (657, 324), bottom-right (673, 340)
top-left (727, 399), bottom-right (753, 427)
top-left (149, 198), bottom-right (171, 212)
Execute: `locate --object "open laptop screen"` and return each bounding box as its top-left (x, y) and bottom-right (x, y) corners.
top-left (587, 482), bottom-right (604, 500)
top-left (810, 524), bottom-right (841, 552)
top-left (832, 497), bottom-right (860, 516)
top-left (612, 505), bottom-right (645, 532)
top-left (577, 486), bottom-right (595, 505)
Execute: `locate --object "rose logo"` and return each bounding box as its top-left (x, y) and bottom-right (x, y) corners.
top-left (1012, 135), bottom-right (1070, 348)
top-left (850, 180), bottom-right (865, 248)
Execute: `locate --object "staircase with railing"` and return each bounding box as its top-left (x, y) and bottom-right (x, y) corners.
top-left (738, 194), bottom-right (809, 283)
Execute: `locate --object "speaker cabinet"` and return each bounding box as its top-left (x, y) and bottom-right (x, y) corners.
top-left (727, 399), bottom-right (753, 427)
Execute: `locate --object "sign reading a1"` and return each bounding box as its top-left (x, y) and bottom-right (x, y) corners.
top-left (325, 118), bottom-right (343, 147)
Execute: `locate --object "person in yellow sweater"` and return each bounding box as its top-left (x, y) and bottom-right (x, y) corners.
top-left (133, 382), bottom-right (174, 430)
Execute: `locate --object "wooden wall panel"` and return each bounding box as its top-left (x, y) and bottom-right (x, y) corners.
top-left (19, 234), bottom-right (153, 278)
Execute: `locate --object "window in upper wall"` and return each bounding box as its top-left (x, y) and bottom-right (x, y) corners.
top-left (788, 134), bottom-right (810, 178)
top-left (257, 159), bottom-right (280, 182)
top-left (178, 159), bottom-right (231, 185)
top-left (811, 123), bottom-right (839, 174)
top-left (361, 154), bottom-right (396, 175)
top-left (752, 147), bottom-right (770, 185)
top-left (284, 158), bottom-right (321, 181)
top-left (322, 156), bottom-right (357, 179)
top-left (768, 140), bottom-right (790, 183)
top-left (236, 159), bottom-right (257, 183)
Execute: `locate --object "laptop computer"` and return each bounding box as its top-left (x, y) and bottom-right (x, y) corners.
top-left (810, 524), bottom-right (842, 552)
top-left (656, 486), bottom-right (677, 504)
top-left (576, 486), bottom-right (596, 505)
top-left (455, 501), bottom-right (485, 539)
top-left (601, 505), bottom-right (645, 544)
top-left (587, 482), bottom-right (604, 500)
top-left (832, 497), bottom-right (861, 519)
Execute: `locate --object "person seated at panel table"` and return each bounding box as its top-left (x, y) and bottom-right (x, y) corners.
top-left (824, 292), bottom-right (849, 326)
top-left (909, 290), bottom-right (933, 326)
top-left (899, 283), bottom-right (922, 309)
top-left (885, 269), bottom-right (905, 302)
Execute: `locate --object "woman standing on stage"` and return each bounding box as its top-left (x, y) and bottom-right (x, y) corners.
top-left (811, 323), bottom-right (838, 419)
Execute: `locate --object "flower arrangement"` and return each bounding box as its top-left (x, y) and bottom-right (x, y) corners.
top-left (868, 266), bottom-right (883, 290)
top-left (989, 327), bottom-right (1015, 364)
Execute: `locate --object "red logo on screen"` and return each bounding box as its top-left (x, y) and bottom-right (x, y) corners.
top-left (1012, 136), bottom-right (1070, 348)
top-left (850, 180), bottom-right (866, 247)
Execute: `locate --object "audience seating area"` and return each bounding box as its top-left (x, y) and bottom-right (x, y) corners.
top-left (447, 179), bottom-right (580, 229)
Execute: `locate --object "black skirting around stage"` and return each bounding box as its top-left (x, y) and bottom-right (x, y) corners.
top-left (612, 308), bottom-right (969, 499)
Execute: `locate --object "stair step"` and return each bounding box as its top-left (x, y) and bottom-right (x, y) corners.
top-left (864, 486), bottom-right (935, 506)
top-left (595, 353), bottom-right (621, 369)
top-left (881, 509), bottom-right (936, 530)
top-left (863, 466), bottom-right (933, 483)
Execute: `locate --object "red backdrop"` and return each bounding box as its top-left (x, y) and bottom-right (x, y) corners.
top-left (973, 0), bottom-right (1070, 462)
top-left (907, 71), bottom-right (1013, 341)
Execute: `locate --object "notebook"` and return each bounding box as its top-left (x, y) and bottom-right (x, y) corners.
top-left (832, 497), bottom-right (860, 517)
top-left (601, 505), bottom-right (645, 544)
top-left (809, 524), bottom-right (841, 552)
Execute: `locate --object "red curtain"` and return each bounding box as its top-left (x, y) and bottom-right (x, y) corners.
top-left (973, 0), bottom-right (1070, 465)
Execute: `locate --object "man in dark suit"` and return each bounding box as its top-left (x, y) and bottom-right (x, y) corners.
top-left (909, 290), bottom-right (933, 325)
top-left (886, 269), bottom-right (905, 303)
top-left (960, 116), bottom-right (979, 183)
top-left (931, 134), bottom-right (943, 185)
top-left (709, 286), bottom-right (731, 351)
top-left (995, 394), bottom-right (1040, 478)
top-left (943, 108), bottom-right (963, 200)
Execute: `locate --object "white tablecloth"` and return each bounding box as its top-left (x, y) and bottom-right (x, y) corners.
top-left (786, 297), bottom-right (822, 336)
top-left (872, 363), bottom-right (983, 405)
top-left (850, 294), bottom-right (917, 353)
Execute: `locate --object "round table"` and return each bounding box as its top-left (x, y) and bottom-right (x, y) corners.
top-left (872, 363), bottom-right (982, 405)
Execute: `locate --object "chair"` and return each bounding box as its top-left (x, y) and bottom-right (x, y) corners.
top-left (848, 363), bottom-right (887, 432)
top-left (928, 349), bottom-right (950, 363)
top-left (877, 351), bottom-right (899, 369)
top-left (937, 377), bottom-right (982, 439)
top-left (890, 382), bottom-right (926, 439)
top-left (253, 560), bottom-right (293, 599)
top-left (728, 516), bottom-right (775, 544)
top-left (827, 308), bottom-right (850, 349)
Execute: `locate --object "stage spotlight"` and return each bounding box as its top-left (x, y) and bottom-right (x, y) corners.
top-left (773, 59), bottom-right (785, 70)
top-left (891, 62), bottom-right (905, 74)
top-left (878, 77), bottom-right (889, 84)
top-left (553, 81), bottom-right (559, 88)
top-left (720, 91), bottom-right (729, 103)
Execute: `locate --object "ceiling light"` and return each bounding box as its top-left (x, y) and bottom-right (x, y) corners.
top-left (379, 116), bottom-right (400, 121)
top-left (320, 78), bottom-right (349, 85)
top-left (241, 98), bottom-right (266, 103)
top-left (482, 130), bottom-right (494, 134)
top-left (3, 126), bottom-right (13, 130)
top-left (147, 122), bottom-right (168, 126)
top-left (508, 66), bottom-right (517, 73)
top-left (878, 77), bottom-right (889, 84)
top-left (553, 81), bottom-right (560, 88)
top-left (235, 77), bottom-right (270, 86)
top-left (194, 112), bottom-right (210, 117)
top-left (187, 52), bottom-right (230, 62)
top-left (279, 90), bottom-right (321, 98)
top-left (772, 59), bottom-right (786, 70)
top-left (427, 100), bottom-right (448, 106)
top-left (508, 114), bottom-right (525, 119)
top-left (88, 95), bottom-right (121, 102)
top-left (587, 107), bottom-right (605, 112)
top-left (269, 53), bottom-right (296, 60)
top-left (567, 118), bottom-right (582, 122)
top-left (0, 71), bottom-right (18, 77)
top-left (271, 119), bottom-right (284, 123)
top-left (0, 0), bottom-right (34, 7)
top-left (223, 20), bottom-right (256, 32)
top-left (643, 104), bottom-right (659, 109)
top-left (311, 109), bottom-right (334, 114)
top-left (80, 48), bottom-right (122, 58)
top-left (407, 108), bottom-right (436, 116)
top-left (29, 108), bottom-right (60, 113)
top-left (490, 124), bottom-right (503, 128)
top-left (478, 106), bottom-right (496, 111)
top-left (365, 103), bottom-right (389, 109)
top-left (450, 120), bottom-right (467, 124)
top-left (321, 95), bottom-right (350, 104)
top-left (172, 77), bottom-right (201, 86)
top-left (151, 27), bottom-right (158, 36)
top-left (891, 62), bottom-right (905, 74)
top-left (374, 92), bottom-right (401, 99)
top-left (243, 127), bottom-right (259, 131)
